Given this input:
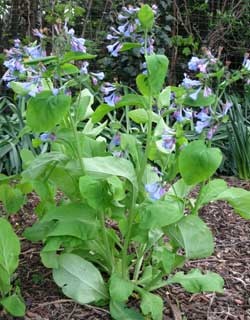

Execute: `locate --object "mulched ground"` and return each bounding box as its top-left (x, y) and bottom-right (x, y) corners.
top-left (1, 176), bottom-right (250, 320)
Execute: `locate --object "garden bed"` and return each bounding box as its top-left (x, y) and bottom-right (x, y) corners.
top-left (1, 177), bottom-right (249, 320)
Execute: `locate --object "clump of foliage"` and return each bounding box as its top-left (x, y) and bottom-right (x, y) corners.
top-left (1, 4), bottom-right (250, 319)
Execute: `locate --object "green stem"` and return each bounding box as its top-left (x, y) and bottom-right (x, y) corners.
top-left (138, 106), bottom-right (153, 183)
top-left (191, 181), bottom-right (205, 215)
top-left (121, 191), bottom-right (137, 278)
top-left (68, 114), bottom-right (85, 174)
top-left (100, 209), bottom-right (114, 273)
top-left (133, 243), bottom-right (147, 281)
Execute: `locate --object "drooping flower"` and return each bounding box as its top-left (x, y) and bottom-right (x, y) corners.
top-left (207, 124), bottom-right (218, 140)
top-left (196, 108), bottom-right (211, 121)
top-left (222, 101), bottom-right (233, 115)
top-left (101, 82), bottom-right (121, 106)
top-left (110, 134), bottom-right (121, 148)
top-left (188, 56), bottom-right (207, 73)
top-left (203, 86), bottom-right (212, 97)
top-left (243, 53), bottom-right (250, 71)
top-left (145, 182), bottom-right (166, 201)
top-left (162, 129), bottom-right (176, 151)
top-left (195, 120), bottom-right (211, 134)
top-left (188, 56), bottom-right (201, 71)
top-left (107, 41), bottom-right (122, 57)
top-left (181, 74), bottom-right (201, 89)
top-left (25, 45), bottom-right (45, 59)
top-left (40, 132), bottom-right (56, 142)
top-left (189, 87), bottom-right (202, 100)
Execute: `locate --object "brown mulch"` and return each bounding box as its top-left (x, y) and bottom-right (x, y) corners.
top-left (1, 177), bottom-right (250, 320)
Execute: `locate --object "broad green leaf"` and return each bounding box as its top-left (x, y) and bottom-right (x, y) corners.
top-left (167, 269), bottom-right (224, 293)
top-left (0, 294), bottom-right (26, 317)
top-left (9, 81), bottom-right (37, 96)
top-left (138, 5), bottom-right (154, 31)
top-left (198, 179), bottom-right (228, 208)
top-left (136, 74), bottom-right (150, 96)
top-left (83, 119), bottom-right (107, 138)
top-left (24, 55), bottom-right (57, 65)
top-left (27, 91), bottom-right (71, 132)
top-left (129, 109), bottom-right (148, 124)
top-left (140, 292), bottom-right (163, 320)
top-left (214, 187), bottom-right (250, 219)
top-left (183, 92), bottom-right (216, 107)
top-left (67, 156), bottom-right (138, 192)
top-left (22, 152), bottom-right (67, 180)
top-left (116, 94), bottom-right (148, 108)
top-left (0, 266), bottom-right (11, 294)
top-left (0, 218), bottom-right (20, 275)
top-left (152, 247), bottom-right (185, 274)
top-left (146, 55), bottom-right (169, 95)
top-left (41, 238), bottom-right (61, 268)
top-left (165, 215), bottom-right (214, 259)
top-left (120, 134), bottom-right (142, 170)
top-left (41, 203), bottom-right (98, 239)
top-left (23, 221), bottom-right (57, 242)
top-left (53, 253), bottom-right (108, 304)
top-left (109, 273), bottom-right (134, 302)
top-left (79, 176), bottom-right (111, 210)
top-left (107, 176), bottom-right (125, 201)
top-left (179, 141), bottom-right (222, 185)
top-left (120, 42), bottom-right (142, 52)
top-left (140, 196), bottom-right (184, 229)
top-left (0, 185), bottom-right (25, 214)
top-left (158, 86), bottom-right (171, 108)
top-left (20, 149), bottom-right (35, 169)
top-left (59, 63), bottom-right (79, 75)
top-left (91, 104), bottom-right (113, 123)
top-left (74, 88), bottom-right (94, 122)
top-left (110, 300), bottom-right (144, 320)
top-left (61, 51), bottom-right (96, 64)
top-left (50, 166), bottom-right (79, 200)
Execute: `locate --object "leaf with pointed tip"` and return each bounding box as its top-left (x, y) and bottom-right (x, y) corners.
top-left (53, 253), bottom-right (108, 304)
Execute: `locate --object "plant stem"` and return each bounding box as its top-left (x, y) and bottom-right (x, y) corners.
top-left (191, 181), bottom-right (205, 215)
top-left (68, 114), bottom-right (85, 174)
top-left (121, 191), bottom-right (137, 278)
top-left (99, 209), bottom-right (114, 273)
top-left (133, 243), bottom-right (147, 281)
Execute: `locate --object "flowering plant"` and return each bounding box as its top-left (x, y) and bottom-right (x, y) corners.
top-left (1, 5), bottom-right (250, 319)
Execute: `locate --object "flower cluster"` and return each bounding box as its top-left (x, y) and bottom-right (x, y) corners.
top-left (106, 4), bottom-right (157, 57)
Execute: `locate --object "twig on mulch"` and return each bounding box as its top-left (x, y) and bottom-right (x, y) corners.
top-left (32, 299), bottom-right (110, 315)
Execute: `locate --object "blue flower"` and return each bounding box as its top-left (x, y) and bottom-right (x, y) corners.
top-left (181, 75), bottom-right (201, 89)
top-left (40, 132), bottom-right (56, 142)
top-left (203, 86), bottom-right (212, 97)
top-left (110, 134), bottom-right (121, 148)
top-left (222, 101), bottom-right (233, 115)
top-left (196, 108), bottom-right (210, 121)
top-left (207, 125), bottom-right (218, 140)
top-left (25, 45), bottom-right (44, 59)
top-left (71, 37), bottom-right (86, 52)
top-left (145, 182), bottom-right (166, 201)
top-left (189, 87), bottom-right (202, 100)
top-left (188, 56), bottom-right (201, 71)
top-left (107, 41), bottom-right (122, 57)
top-left (195, 120), bottom-right (211, 134)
